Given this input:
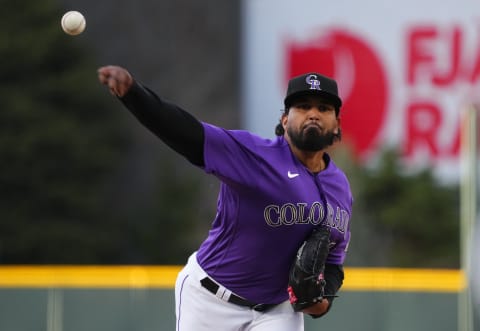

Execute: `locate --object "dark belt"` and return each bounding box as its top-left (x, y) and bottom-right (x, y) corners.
top-left (200, 277), bottom-right (277, 312)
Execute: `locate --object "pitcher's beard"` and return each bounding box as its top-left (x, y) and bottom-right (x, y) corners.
top-left (287, 126), bottom-right (337, 152)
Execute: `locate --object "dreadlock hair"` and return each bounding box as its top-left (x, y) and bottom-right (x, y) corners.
top-left (274, 108), bottom-right (289, 136)
top-left (275, 122), bottom-right (285, 136)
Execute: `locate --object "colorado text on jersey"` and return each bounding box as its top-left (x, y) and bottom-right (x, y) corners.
top-left (263, 201), bottom-right (349, 235)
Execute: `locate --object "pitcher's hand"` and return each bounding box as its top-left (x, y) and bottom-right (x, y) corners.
top-left (98, 65), bottom-right (133, 97)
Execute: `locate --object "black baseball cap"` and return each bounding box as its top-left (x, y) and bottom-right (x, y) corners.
top-left (284, 73), bottom-right (342, 111)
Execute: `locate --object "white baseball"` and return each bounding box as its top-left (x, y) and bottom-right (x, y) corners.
top-left (61, 11), bottom-right (86, 36)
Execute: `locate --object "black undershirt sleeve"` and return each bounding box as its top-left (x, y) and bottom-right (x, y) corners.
top-left (310, 263), bottom-right (344, 318)
top-left (119, 80), bottom-right (205, 167)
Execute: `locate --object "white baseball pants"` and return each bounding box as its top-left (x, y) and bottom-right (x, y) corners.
top-left (175, 252), bottom-right (304, 331)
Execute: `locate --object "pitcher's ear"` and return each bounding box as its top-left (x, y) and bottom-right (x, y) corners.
top-left (282, 112), bottom-right (288, 126)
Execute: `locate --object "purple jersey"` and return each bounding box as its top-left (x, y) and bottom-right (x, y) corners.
top-left (196, 123), bottom-right (353, 304)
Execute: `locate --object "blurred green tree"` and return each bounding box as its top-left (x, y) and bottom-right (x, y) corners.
top-left (340, 148), bottom-right (460, 268)
top-left (0, 0), bottom-right (130, 263)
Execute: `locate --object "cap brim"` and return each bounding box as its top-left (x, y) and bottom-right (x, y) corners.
top-left (284, 90), bottom-right (342, 109)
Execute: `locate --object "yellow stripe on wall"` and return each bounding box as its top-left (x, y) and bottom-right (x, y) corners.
top-left (343, 268), bottom-right (465, 293)
top-left (0, 266), bottom-right (465, 292)
top-left (0, 266), bottom-right (181, 288)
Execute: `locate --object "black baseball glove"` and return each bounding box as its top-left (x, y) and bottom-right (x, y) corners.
top-left (287, 226), bottom-right (331, 311)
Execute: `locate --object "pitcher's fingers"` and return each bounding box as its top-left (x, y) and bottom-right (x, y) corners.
top-left (98, 73), bottom-right (108, 85)
top-left (107, 77), bottom-right (120, 94)
top-left (98, 69), bottom-right (112, 85)
top-left (97, 66), bottom-right (119, 84)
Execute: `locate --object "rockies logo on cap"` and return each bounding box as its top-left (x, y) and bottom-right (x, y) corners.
top-left (306, 74), bottom-right (322, 91)
top-left (284, 72), bottom-right (342, 112)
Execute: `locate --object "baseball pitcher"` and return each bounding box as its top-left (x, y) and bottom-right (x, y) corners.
top-left (98, 67), bottom-right (353, 331)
